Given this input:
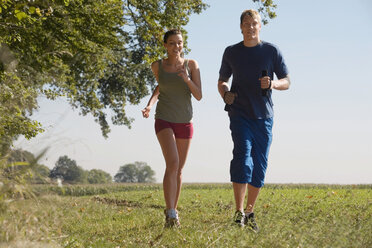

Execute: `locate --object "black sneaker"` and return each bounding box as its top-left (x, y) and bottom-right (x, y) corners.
top-left (244, 212), bottom-right (259, 232)
top-left (233, 210), bottom-right (245, 227)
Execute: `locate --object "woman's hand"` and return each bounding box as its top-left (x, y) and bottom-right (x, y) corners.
top-left (142, 106), bottom-right (151, 118)
top-left (176, 63), bottom-right (190, 83)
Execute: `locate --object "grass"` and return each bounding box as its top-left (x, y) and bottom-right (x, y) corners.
top-left (1, 184), bottom-right (371, 247)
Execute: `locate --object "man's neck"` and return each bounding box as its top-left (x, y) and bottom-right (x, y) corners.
top-left (243, 38), bottom-right (261, 47)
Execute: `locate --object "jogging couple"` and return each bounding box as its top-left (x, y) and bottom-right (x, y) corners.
top-left (142, 9), bottom-right (291, 231)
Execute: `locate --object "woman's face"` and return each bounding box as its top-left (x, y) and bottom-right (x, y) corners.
top-left (164, 34), bottom-right (183, 57)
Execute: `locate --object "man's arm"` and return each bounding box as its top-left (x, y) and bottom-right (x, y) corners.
top-left (218, 80), bottom-right (230, 98)
top-left (272, 75), bottom-right (290, 90)
top-left (218, 80), bottom-right (236, 105)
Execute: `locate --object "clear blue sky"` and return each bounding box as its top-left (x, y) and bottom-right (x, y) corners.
top-left (15, 0), bottom-right (372, 184)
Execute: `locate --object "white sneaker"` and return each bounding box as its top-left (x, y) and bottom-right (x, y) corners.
top-left (164, 209), bottom-right (180, 228)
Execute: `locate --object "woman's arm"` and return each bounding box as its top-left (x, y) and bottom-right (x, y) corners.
top-left (177, 59), bottom-right (202, 101)
top-left (142, 61), bottom-right (160, 118)
top-left (142, 85), bottom-right (159, 118)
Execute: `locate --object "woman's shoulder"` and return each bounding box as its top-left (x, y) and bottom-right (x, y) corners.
top-left (151, 59), bottom-right (162, 67)
top-left (185, 59), bottom-right (199, 70)
top-left (151, 59), bottom-right (162, 71)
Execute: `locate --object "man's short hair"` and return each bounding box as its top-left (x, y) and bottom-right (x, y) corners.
top-left (240, 9), bottom-right (261, 24)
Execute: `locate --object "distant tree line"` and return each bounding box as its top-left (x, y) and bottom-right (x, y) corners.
top-left (49, 155), bottom-right (112, 184)
top-left (7, 149), bottom-right (155, 184)
top-left (114, 162), bottom-right (156, 183)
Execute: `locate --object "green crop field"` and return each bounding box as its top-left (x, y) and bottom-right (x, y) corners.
top-left (1, 184), bottom-right (371, 248)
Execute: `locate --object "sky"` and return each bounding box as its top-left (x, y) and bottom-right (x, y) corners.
top-left (15, 0), bottom-right (372, 184)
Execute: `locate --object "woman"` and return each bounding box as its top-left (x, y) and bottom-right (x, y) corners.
top-left (142, 29), bottom-right (202, 227)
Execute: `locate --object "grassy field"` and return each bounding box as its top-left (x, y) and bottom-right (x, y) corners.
top-left (1, 184), bottom-right (371, 248)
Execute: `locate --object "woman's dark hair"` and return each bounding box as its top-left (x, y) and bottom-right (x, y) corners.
top-left (163, 29), bottom-right (182, 43)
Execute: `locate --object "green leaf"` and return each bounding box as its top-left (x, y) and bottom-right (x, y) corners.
top-left (15, 11), bottom-right (28, 21)
top-left (29, 6), bottom-right (36, 14)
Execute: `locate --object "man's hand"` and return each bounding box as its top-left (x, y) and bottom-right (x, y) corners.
top-left (259, 76), bottom-right (272, 89)
top-left (223, 91), bottom-right (237, 105)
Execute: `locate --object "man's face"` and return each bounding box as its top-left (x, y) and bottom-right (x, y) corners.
top-left (240, 15), bottom-right (261, 40)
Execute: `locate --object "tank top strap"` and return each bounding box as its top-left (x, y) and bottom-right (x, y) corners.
top-left (158, 59), bottom-right (163, 74)
top-left (184, 59), bottom-right (189, 69)
top-left (184, 59), bottom-right (191, 75)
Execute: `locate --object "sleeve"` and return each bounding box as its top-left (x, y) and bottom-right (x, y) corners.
top-left (274, 47), bottom-right (289, 80)
top-left (218, 47), bottom-right (232, 82)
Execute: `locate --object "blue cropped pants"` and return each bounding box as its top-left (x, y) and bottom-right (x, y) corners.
top-left (229, 114), bottom-right (273, 188)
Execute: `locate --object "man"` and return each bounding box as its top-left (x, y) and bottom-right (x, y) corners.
top-left (217, 9), bottom-right (290, 231)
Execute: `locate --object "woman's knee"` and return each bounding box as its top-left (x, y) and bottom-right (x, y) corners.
top-left (165, 160), bottom-right (179, 174)
top-left (177, 168), bottom-right (183, 178)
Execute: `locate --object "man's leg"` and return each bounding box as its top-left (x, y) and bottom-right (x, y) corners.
top-left (244, 118), bottom-right (273, 231)
top-left (245, 184), bottom-right (260, 212)
top-left (229, 114), bottom-right (254, 226)
top-left (233, 182), bottom-right (247, 212)
top-left (247, 117), bottom-right (273, 211)
top-left (244, 184), bottom-right (261, 232)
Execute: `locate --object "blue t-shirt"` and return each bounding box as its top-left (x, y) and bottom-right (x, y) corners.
top-left (219, 41), bottom-right (289, 119)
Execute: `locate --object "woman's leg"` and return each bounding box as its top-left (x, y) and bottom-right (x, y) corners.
top-left (174, 138), bottom-right (192, 209)
top-left (156, 128), bottom-right (179, 209)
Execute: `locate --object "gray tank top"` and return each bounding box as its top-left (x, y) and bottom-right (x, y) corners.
top-left (155, 59), bottom-right (192, 123)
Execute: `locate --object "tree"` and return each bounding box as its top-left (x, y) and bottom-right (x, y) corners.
top-left (137, 164), bottom-right (156, 183)
top-left (1, 1), bottom-right (51, 154)
top-left (31, 164), bottom-right (50, 184)
top-left (0, 0), bottom-right (208, 143)
top-left (6, 149), bottom-right (50, 184)
top-left (0, 72), bottom-right (42, 157)
top-left (253, 0), bottom-right (277, 25)
top-left (114, 163), bottom-right (137, 183)
top-left (87, 169), bottom-right (112, 184)
top-left (0, 0), bottom-right (278, 149)
top-left (8, 149), bottom-right (36, 164)
top-left (50, 155), bottom-right (86, 184)
top-left (114, 161), bottom-right (155, 183)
